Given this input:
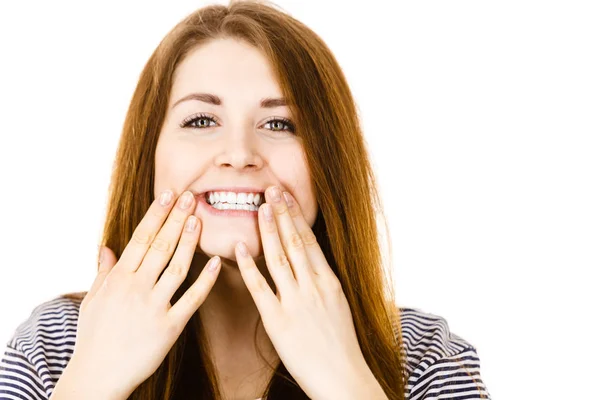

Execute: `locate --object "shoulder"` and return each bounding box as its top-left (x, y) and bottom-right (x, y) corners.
top-left (396, 306), bottom-right (474, 373)
top-left (394, 306), bottom-right (492, 399)
top-left (1, 294), bottom-right (84, 399)
top-left (6, 294), bottom-right (83, 354)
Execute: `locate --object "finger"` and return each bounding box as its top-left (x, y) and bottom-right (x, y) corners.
top-left (265, 186), bottom-right (314, 288)
top-left (281, 191), bottom-right (336, 282)
top-left (136, 191), bottom-right (197, 288)
top-left (258, 201), bottom-right (298, 298)
top-left (98, 245), bottom-right (118, 272)
top-left (235, 241), bottom-right (280, 317)
top-left (115, 189), bottom-right (176, 273)
top-left (167, 255), bottom-right (221, 327)
top-left (81, 245), bottom-right (118, 310)
top-left (151, 215), bottom-right (201, 306)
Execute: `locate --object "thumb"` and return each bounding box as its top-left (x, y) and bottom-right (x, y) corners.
top-left (97, 245), bottom-right (118, 273)
top-left (82, 245), bottom-right (118, 311)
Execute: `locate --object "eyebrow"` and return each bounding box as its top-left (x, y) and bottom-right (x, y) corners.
top-left (171, 92), bottom-right (288, 110)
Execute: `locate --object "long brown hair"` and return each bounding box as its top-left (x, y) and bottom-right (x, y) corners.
top-left (62, 1), bottom-right (407, 398)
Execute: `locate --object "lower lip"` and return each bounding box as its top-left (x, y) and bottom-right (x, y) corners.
top-left (196, 194), bottom-right (261, 217)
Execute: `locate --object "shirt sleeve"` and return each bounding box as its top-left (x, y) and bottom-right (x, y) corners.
top-left (0, 296), bottom-right (80, 400)
top-left (407, 345), bottom-right (491, 399)
top-left (0, 343), bottom-right (49, 400)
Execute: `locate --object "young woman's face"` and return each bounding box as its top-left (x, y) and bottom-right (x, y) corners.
top-left (154, 37), bottom-right (318, 262)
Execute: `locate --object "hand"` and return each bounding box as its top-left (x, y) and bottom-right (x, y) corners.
top-left (72, 190), bottom-right (221, 398)
top-left (234, 186), bottom-right (372, 400)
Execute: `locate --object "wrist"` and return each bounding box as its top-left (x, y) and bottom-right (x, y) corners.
top-left (50, 355), bottom-right (132, 400)
top-left (347, 364), bottom-right (388, 400)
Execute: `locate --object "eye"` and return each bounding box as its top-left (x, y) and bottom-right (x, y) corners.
top-left (263, 117), bottom-right (295, 133)
top-left (180, 113), bottom-right (218, 129)
top-left (180, 113), bottom-right (296, 134)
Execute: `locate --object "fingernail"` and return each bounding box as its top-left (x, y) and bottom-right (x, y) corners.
top-left (283, 191), bottom-right (293, 207)
top-left (263, 204), bottom-right (273, 221)
top-left (178, 191), bottom-right (193, 209)
top-left (208, 256), bottom-right (220, 271)
top-left (269, 186), bottom-right (281, 202)
top-left (98, 246), bottom-right (104, 264)
top-left (185, 215), bottom-right (197, 232)
top-left (159, 190), bottom-right (173, 206)
top-left (237, 241), bottom-right (249, 256)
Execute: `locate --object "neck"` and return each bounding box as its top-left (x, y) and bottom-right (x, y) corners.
top-left (186, 250), bottom-right (277, 348)
top-left (185, 252), bottom-right (280, 399)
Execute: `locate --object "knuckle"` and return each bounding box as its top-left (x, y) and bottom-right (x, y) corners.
top-left (275, 252), bottom-right (290, 268)
top-left (151, 207), bottom-right (168, 218)
top-left (300, 230), bottom-right (318, 246)
top-left (183, 288), bottom-right (202, 307)
top-left (265, 222), bottom-right (278, 233)
top-left (328, 278), bottom-right (343, 293)
top-left (101, 274), bottom-right (114, 291)
top-left (102, 270), bottom-right (125, 292)
top-left (165, 321), bottom-right (182, 339)
top-left (97, 262), bottom-right (112, 274)
top-left (274, 205), bottom-right (287, 216)
top-left (132, 230), bottom-right (152, 245)
top-left (287, 205), bottom-right (301, 217)
top-left (166, 262), bottom-right (185, 277)
top-left (169, 212), bottom-right (186, 225)
top-left (179, 234), bottom-right (198, 247)
top-left (255, 277), bottom-right (271, 292)
top-left (302, 285), bottom-right (321, 301)
top-left (151, 236), bottom-right (172, 253)
top-left (288, 232), bottom-right (304, 249)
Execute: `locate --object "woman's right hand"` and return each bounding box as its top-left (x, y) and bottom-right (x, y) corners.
top-left (69, 190), bottom-right (220, 398)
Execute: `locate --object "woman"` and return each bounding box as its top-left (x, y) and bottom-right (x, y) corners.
top-left (0, 1), bottom-right (491, 399)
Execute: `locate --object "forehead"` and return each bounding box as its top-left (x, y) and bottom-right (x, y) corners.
top-left (169, 38), bottom-right (283, 107)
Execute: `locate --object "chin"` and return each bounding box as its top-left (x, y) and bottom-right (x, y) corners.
top-left (198, 233), bottom-right (263, 261)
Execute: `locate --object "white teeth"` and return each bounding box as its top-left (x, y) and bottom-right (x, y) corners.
top-left (227, 192), bottom-right (236, 203)
top-left (211, 203), bottom-right (259, 211)
top-left (206, 191), bottom-right (264, 206)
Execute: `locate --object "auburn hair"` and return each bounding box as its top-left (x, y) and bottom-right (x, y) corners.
top-left (62, 1), bottom-right (407, 398)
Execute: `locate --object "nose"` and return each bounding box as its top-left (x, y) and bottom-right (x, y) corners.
top-left (214, 126), bottom-right (264, 170)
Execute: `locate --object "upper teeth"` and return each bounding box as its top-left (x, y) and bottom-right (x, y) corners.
top-left (207, 191), bottom-right (263, 206)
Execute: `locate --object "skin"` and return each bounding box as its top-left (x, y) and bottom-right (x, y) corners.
top-left (154, 37), bottom-right (319, 395)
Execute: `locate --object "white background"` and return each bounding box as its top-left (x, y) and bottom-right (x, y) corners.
top-left (1, 1), bottom-right (598, 398)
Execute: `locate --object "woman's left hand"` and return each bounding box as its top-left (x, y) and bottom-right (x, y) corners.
top-left (234, 186), bottom-right (376, 400)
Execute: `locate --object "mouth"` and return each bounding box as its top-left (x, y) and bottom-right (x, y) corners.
top-left (196, 191), bottom-right (266, 217)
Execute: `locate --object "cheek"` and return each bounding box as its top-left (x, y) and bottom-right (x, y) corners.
top-left (294, 189), bottom-right (318, 228)
top-left (271, 152), bottom-right (317, 226)
top-left (154, 141), bottom-right (206, 192)
top-left (153, 149), bottom-right (170, 197)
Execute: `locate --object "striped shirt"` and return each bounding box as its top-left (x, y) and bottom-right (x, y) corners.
top-left (0, 295), bottom-right (491, 399)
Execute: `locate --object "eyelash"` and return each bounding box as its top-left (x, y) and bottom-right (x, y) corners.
top-left (180, 113), bottom-right (296, 134)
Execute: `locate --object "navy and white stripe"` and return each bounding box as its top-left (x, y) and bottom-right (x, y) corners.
top-left (396, 308), bottom-right (491, 399)
top-left (1, 296), bottom-right (491, 399)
